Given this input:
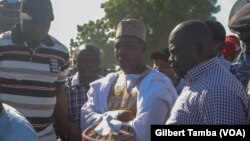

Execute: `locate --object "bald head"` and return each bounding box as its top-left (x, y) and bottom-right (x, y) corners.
top-left (168, 20), bottom-right (214, 78)
top-left (170, 20), bottom-right (213, 50)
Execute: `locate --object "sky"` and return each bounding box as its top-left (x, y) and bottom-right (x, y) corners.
top-left (50, 0), bottom-right (237, 47)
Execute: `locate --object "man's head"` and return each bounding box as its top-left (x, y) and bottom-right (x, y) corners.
top-left (0, 0), bottom-right (20, 33)
top-left (19, 0), bottom-right (54, 46)
top-left (150, 48), bottom-right (177, 83)
top-left (204, 20), bottom-right (226, 56)
top-left (151, 48), bottom-right (169, 69)
top-left (114, 19), bottom-right (147, 74)
top-left (75, 44), bottom-right (101, 79)
top-left (229, 2), bottom-right (250, 41)
top-left (150, 48), bottom-right (172, 75)
top-left (168, 20), bottom-right (213, 78)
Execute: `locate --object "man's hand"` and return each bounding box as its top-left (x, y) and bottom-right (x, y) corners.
top-left (54, 85), bottom-right (81, 141)
top-left (67, 122), bottom-right (81, 141)
top-left (117, 110), bottom-right (135, 122)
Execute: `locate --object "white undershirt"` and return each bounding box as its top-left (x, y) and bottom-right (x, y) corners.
top-left (125, 74), bottom-right (140, 92)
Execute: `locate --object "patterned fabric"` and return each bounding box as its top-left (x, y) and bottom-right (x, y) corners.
top-left (231, 51), bottom-right (250, 88)
top-left (0, 24), bottom-right (69, 140)
top-left (116, 19), bottom-right (146, 42)
top-left (107, 73), bottom-right (141, 117)
top-left (65, 73), bottom-right (89, 130)
top-left (82, 120), bottom-right (135, 141)
top-left (248, 80), bottom-right (250, 94)
top-left (219, 55), bottom-right (231, 70)
top-left (166, 57), bottom-right (249, 124)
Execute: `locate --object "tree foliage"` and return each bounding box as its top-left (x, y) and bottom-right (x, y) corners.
top-left (70, 18), bottom-right (116, 68)
top-left (70, 0), bottom-right (220, 68)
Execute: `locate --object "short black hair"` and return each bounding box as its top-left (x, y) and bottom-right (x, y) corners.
top-left (150, 48), bottom-right (170, 61)
top-left (204, 20), bottom-right (226, 42)
top-left (76, 44), bottom-right (101, 61)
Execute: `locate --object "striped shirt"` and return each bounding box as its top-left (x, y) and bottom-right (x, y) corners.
top-left (166, 57), bottom-right (249, 125)
top-left (0, 24), bottom-right (69, 140)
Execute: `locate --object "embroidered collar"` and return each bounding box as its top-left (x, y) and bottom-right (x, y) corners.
top-left (10, 23), bottom-right (54, 46)
top-left (185, 57), bottom-right (220, 84)
top-left (116, 67), bottom-right (152, 91)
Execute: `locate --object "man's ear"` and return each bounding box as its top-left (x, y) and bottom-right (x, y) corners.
top-left (196, 45), bottom-right (209, 59)
top-left (214, 42), bottom-right (223, 50)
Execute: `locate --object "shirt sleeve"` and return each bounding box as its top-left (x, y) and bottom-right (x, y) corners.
top-left (80, 86), bottom-right (103, 131)
top-left (80, 86), bottom-right (120, 131)
top-left (56, 58), bottom-right (69, 84)
top-left (128, 79), bottom-right (177, 141)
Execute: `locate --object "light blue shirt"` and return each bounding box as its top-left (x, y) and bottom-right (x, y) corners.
top-left (0, 104), bottom-right (38, 141)
top-left (175, 78), bottom-right (184, 95)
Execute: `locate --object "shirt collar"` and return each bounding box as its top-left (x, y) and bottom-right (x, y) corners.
top-left (71, 72), bottom-right (103, 86)
top-left (185, 57), bottom-right (220, 83)
top-left (10, 23), bottom-right (54, 46)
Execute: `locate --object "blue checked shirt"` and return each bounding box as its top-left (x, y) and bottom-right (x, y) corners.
top-left (166, 57), bottom-right (249, 125)
top-left (231, 52), bottom-right (250, 89)
top-left (65, 73), bottom-right (98, 129)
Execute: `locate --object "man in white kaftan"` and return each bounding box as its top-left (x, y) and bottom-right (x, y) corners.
top-left (80, 19), bottom-right (178, 141)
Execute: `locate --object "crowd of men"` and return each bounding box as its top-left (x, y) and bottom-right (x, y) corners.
top-left (0, 0), bottom-right (249, 141)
